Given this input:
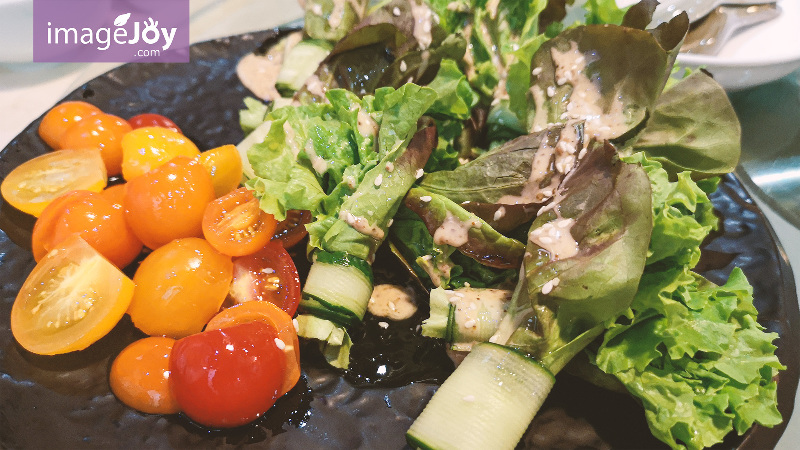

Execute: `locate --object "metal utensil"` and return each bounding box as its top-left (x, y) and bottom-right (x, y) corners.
top-left (652, 0), bottom-right (778, 24)
top-left (681, 3), bottom-right (781, 56)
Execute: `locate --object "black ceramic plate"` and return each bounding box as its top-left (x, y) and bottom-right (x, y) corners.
top-left (0, 27), bottom-right (798, 449)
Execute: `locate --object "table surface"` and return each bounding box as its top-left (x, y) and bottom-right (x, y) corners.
top-left (0, 1), bottom-right (797, 448)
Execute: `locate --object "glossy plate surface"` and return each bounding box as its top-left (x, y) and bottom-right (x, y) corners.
top-left (0, 27), bottom-right (797, 449)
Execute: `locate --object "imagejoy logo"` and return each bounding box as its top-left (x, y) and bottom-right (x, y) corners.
top-left (33, 0), bottom-right (189, 63)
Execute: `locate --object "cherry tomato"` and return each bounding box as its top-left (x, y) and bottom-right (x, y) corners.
top-left (124, 156), bottom-right (215, 250)
top-left (202, 187), bottom-right (277, 257)
top-left (31, 190), bottom-right (143, 269)
top-left (121, 126), bottom-right (200, 180)
top-left (170, 321), bottom-right (286, 428)
top-left (0, 148), bottom-right (107, 217)
top-left (38, 101), bottom-right (102, 149)
top-left (229, 241), bottom-right (301, 316)
top-left (109, 337), bottom-right (180, 415)
top-left (272, 210), bottom-right (311, 249)
top-left (99, 183), bottom-right (126, 209)
top-left (206, 301), bottom-right (300, 396)
top-left (10, 235), bottom-right (135, 355)
top-left (196, 145), bottom-right (243, 197)
top-left (127, 237), bottom-right (233, 339)
top-left (60, 113), bottom-right (132, 176)
top-left (128, 113), bottom-right (182, 134)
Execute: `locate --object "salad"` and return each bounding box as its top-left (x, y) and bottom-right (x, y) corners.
top-left (0, 0), bottom-right (786, 449)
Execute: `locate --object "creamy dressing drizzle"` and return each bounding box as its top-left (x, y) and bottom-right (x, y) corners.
top-left (550, 41), bottom-right (628, 140)
top-left (283, 122), bottom-right (302, 157)
top-left (235, 32), bottom-right (302, 101)
top-left (304, 140), bottom-right (329, 174)
top-left (529, 217), bottom-right (578, 260)
top-left (339, 209), bottom-right (385, 240)
top-left (356, 109), bottom-right (378, 138)
top-left (368, 284), bottom-right (417, 320)
top-left (410, 0), bottom-right (433, 50)
top-left (433, 212), bottom-right (481, 247)
top-left (304, 74), bottom-right (327, 99)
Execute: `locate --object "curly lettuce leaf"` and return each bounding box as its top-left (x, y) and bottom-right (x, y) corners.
top-left (595, 267), bottom-right (784, 450)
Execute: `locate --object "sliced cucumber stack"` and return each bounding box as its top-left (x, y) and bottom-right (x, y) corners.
top-left (406, 343), bottom-right (555, 450)
top-left (300, 250), bottom-right (373, 328)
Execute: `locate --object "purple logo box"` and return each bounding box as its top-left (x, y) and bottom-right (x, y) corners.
top-left (33, 0), bottom-right (190, 63)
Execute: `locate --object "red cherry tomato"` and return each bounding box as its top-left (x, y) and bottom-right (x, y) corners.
top-left (31, 190), bottom-right (143, 269)
top-left (229, 241), bottom-right (301, 316)
top-left (128, 113), bottom-right (182, 134)
top-left (169, 321), bottom-right (287, 428)
top-left (124, 156), bottom-right (215, 250)
top-left (272, 210), bottom-right (311, 249)
top-left (202, 187), bottom-right (278, 257)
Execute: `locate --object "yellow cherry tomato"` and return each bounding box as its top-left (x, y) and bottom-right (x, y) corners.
top-left (120, 126), bottom-right (200, 180)
top-left (196, 144), bottom-right (243, 197)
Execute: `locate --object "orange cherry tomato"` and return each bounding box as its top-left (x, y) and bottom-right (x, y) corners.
top-left (0, 148), bottom-right (107, 217)
top-left (229, 241), bottom-right (301, 316)
top-left (124, 156), bottom-right (215, 250)
top-left (206, 301), bottom-right (301, 396)
top-left (121, 126), bottom-right (200, 180)
top-left (169, 321), bottom-right (286, 428)
top-left (38, 101), bottom-right (102, 149)
top-left (11, 235), bottom-right (135, 355)
top-left (109, 337), bottom-right (180, 414)
top-left (272, 210), bottom-right (311, 249)
top-left (127, 237), bottom-right (233, 339)
top-left (201, 187), bottom-right (277, 257)
top-left (31, 190), bottom-right (143, 269)
top-left (60, 113), bottom-right (133, 176)
top-left (196, 144), bottom-right (243, 197)
top-left (99, 183), bottom-right (127, 209)
top-left (128, 113), bottom-right (182, 134)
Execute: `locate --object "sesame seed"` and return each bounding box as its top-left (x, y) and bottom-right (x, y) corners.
top-left (420, 195), bottom-right (432, 202)
top-left (393, 6), bottom-right (401, 16)
top-left (389, 301), bottom-right (397, 311)
top-left (464, 319), bottom-right (477, 328)
top-left (399, 60), bottom-right (407, 72)
top-left (293, 318), bottom-right (299, 332)
top-left (274, 338), bottom-right (286, 350)
top-left (531, 67), bottom-right (542, 76)
top-left (542, 280), bottom-right (554, 295)
top-left (374, 174), bottom-right (383, 187)
top-left (415, 168), bottom-right (424, 178)
top-left (378, 321), bottom-right (389, 329)
top-left (385, 162), bottom-right (394, 172)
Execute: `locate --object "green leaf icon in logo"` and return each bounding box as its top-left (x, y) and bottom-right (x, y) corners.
top-left (114, 13), bottom-right (131, 27)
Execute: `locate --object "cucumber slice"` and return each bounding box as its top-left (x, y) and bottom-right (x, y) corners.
top-left (300, 254), bottom-right (373, 326)
top-left (421, 287), bottom-right (511, 351)
top-left (406, 343), bottom-right (555, 450)
top-left (421, 288), bottom-right (452, 339)
top-left (275, 39), bottom-right (332, 96)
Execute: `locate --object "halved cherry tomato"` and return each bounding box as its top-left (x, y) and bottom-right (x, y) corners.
top-left (272, 210), bottom-right (311, 249)
top-left (202, 187), bottom-right (277, 257)
top-left (127, 237), bottom-right (233, 339)
top-left (196, 145), bottom-right (243, 197)
top-left (229, 241), bottom-right (301, 316)
top-left (0, 148), bottom-right (107, 217)
top-left (10, 235), bottom-right (135, 355)
top-left (121, 126), bottom-right (200, 180)
top-left (60, 113), bottom-right (132, 176)
top-left (128, 113), bottom-right (182, 134)
top-left (124, 156), bottom-right (215, 250)
top-left (206, 301), bottom-right (300, 396)
top-left (31, 190), bottom-right (143, 269)
top-left (38, 101), bottom-right (101, 149)
top-left (170, 321), bottom-right (286, 428)
top-left (99, 183), bottom-right (126, 209)
top-left (109, 337), bottom-right (180, 414)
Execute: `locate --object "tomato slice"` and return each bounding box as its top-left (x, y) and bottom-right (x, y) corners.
top-left (272, 210), bottom-right (311, 249)
top-left (31, 190), bottom-right (143, 269)
top-left (229, 240), bottom-right (301, 316)
top-left (109, 337), bottom-right (180, 414)
top-left (206, 301), bottom-right (301, 396)
top-left (170, 321), bottom-right (286, 428)
top-left (202, 187), bottom-right (277, 257)
top-left (128, 113), bottom-right (182, 134)
top-left (38, 101), bottom-right (102, 149)
top-left (127, 237), bottom-right (233, 339)
top-left (10, 235), bottom-right (135, 355)
top-left (0, 148), bottom-right (107, 217)
top-left (196, 144), bottom-right (243, 198)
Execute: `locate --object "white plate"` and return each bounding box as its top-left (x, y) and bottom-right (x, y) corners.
top-left (675, 0), bottom-right (800, 90)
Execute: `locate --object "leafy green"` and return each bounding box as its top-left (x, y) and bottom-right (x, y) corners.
top-left (594, 268), bottom-right (784, 450)
top-left (303, 0), bottom-right (369, 43)
top-left (623, 71), bottom-right (742, 180)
